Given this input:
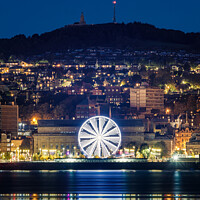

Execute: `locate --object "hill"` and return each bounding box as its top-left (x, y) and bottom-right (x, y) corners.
top-left (0, 22), bottom-right (200, 57)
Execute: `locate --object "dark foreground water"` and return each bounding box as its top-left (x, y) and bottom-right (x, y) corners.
top-left (0, 170), bottom-right (200, 199)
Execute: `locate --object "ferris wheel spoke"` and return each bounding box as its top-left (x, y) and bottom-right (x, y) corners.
top-left (80, 132), bottom-right (96, 139)
top-left (82, 124), bottom-right (97, 136)
top-left (94, 140), bottom-right (101, 157)
top-left (101, 141), bottom-right (111, 157)
top-left (98, 141), bottom-right (101, 157)
top-left (87, 140), bottom-right (97, 157)
top-left (103, 126), bottom-right (118, 137)
top-left (104, 136), bottom-right (120, 143)
top-left (103, 139), bottom-right (118, 152)
top-left (80, 135), bottom-right (96, 139)
top-left (101, 120), bottom-right (114, 135)
top-left (99, 117), bottom-right (105, 135)
top-left (90, 118), bottom-right (99, 134)
top-left (81, 138), bottom-right (96, 148)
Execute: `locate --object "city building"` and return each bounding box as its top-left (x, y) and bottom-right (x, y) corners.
top-left (34, 119), bottom-right (145, 155)
top-left (35, 118), bottom-right (174, 157)
top-left (104, 86), bottom-right (123, 105)
top-left (0, 105), bottom-right (19, 137)
top-left (0, 133), bottom-right (11, 153)
top-left (186, 132), bottom-right (200, 156)
top-left (33, 133), bottom-right (78, 156)
top-left (130, 86), bottom-right (164, 114)
top-left (186, 140), bottom-right (200, 156)
top-left (76, 96), bottom-right (107, 119)
top-left (175, 128), bottom-right (193, 151)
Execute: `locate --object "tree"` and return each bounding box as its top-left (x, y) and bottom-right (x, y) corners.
top-left (127, 142), bottom-right (138, 157)
top-left (4, 152), bottom-right (11, 160)
top-left (154, 69), bottom-right (172, 87)
top-left (139, 65), bottom-right (146, 72)
top-left (173, 102), bottom-right (187, 115)
top-left (20, 104), bottom-right (35, 120)
top-left (32, 154), bottom-right (39, 161)
top-left (149, 73), bottom-right (156, 86)
top-left (139, 143), bottom-right (150, 158)
top-left (183, 62), bottom-right (191, 72)
top-left (194, 113), bottom-right (200, 128)
top-left (186, 95), bottom-right (196, 113)
top-left (37, 103), bottom-right (52, 119)
top-left (19, 155), bottom-right (25, 161)
top-left (39, 155), bottom-right (45, 161)
top-left (129, 75), bottom-right (141, 85)
top-left (53, 95), bottom-right (85, 119)
top-left (48, 155), bottom-right (54, 160)
top-left (83, 76), bottom-right (93, 84)
top-left (153, 141), bottom-right (168, 157)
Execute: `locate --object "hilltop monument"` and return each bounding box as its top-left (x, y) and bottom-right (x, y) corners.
top-left (79, 12), bottom-right (86, 25)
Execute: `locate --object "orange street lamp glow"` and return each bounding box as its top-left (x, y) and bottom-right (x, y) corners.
top-left (32, 117), bottom-right (38, 125)
top-left (113, 1), bottom-right (116, 4)
top-left (166, 108), bottom-right (170, 114)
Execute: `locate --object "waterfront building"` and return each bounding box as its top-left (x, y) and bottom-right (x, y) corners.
top-left (186, 140), bottom-right (200, 156)
top-left (0, 134), bottom-right (33, 160)
top-left (33, 133), bottom-right (77, 156)
top-left (175, 128), bottom-right (193, 151)
top-left (130, 86), bottom-right (164, 114)
top-left (34, 118), bottom-right (174, 157)
top-left (0, 133), bottom-right (11, 153)
top-left (37, 119), bottom-right (145, 135)
top-left (145, 135), bottom-right (174, 156)
top-left (186, 132), bottom-right (200, 156)
top-left (35, 119), bottom-right (146, 155)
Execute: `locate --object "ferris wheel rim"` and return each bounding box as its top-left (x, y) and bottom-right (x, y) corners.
top-left (78, 116), bottom-right (121, 158)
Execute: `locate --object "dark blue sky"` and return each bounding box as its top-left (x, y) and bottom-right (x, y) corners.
top-left (0, 0), bottom-right (199, 38)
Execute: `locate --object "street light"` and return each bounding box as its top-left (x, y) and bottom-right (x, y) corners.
top-left (32, 117), bottom-right (38, 125)
top-left (17, 147), bottom-right (19, 161)
top-left (173, 154), bottom-right (179, 161)
top-left (166, 108), bottom-right (171, 115)
top-left (62, 148), bottom-right (65, 156)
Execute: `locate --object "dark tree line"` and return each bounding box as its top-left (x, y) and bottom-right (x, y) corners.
top-left (1, 22), bottom-right (200, 58)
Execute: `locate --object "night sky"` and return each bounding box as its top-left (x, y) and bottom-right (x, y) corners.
top-left (0, 0), bottom-right (200, 38)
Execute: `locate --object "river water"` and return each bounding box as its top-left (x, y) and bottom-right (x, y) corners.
top-left (0, 170), bottom-right (200, 199)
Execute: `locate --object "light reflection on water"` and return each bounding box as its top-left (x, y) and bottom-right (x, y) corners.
top-left (0, 170), bottom-right (200, 199)
top-left (1, 193), bottom-right (200, 200)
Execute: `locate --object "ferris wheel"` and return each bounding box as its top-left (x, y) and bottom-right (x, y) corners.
top-left (78, 116), bottom-right (121, 158)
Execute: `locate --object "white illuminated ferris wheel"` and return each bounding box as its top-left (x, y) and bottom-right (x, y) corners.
top-left (78, 116), bottom-right (121, 158)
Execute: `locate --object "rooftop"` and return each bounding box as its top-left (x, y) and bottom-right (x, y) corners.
top-left (38, 119), bottom-right (144, 128)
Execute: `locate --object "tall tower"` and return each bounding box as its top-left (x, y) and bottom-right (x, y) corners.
top-left (80, 12), bottom-right (86, 25)
top-left (113, 1), bottom-right (116, 23)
